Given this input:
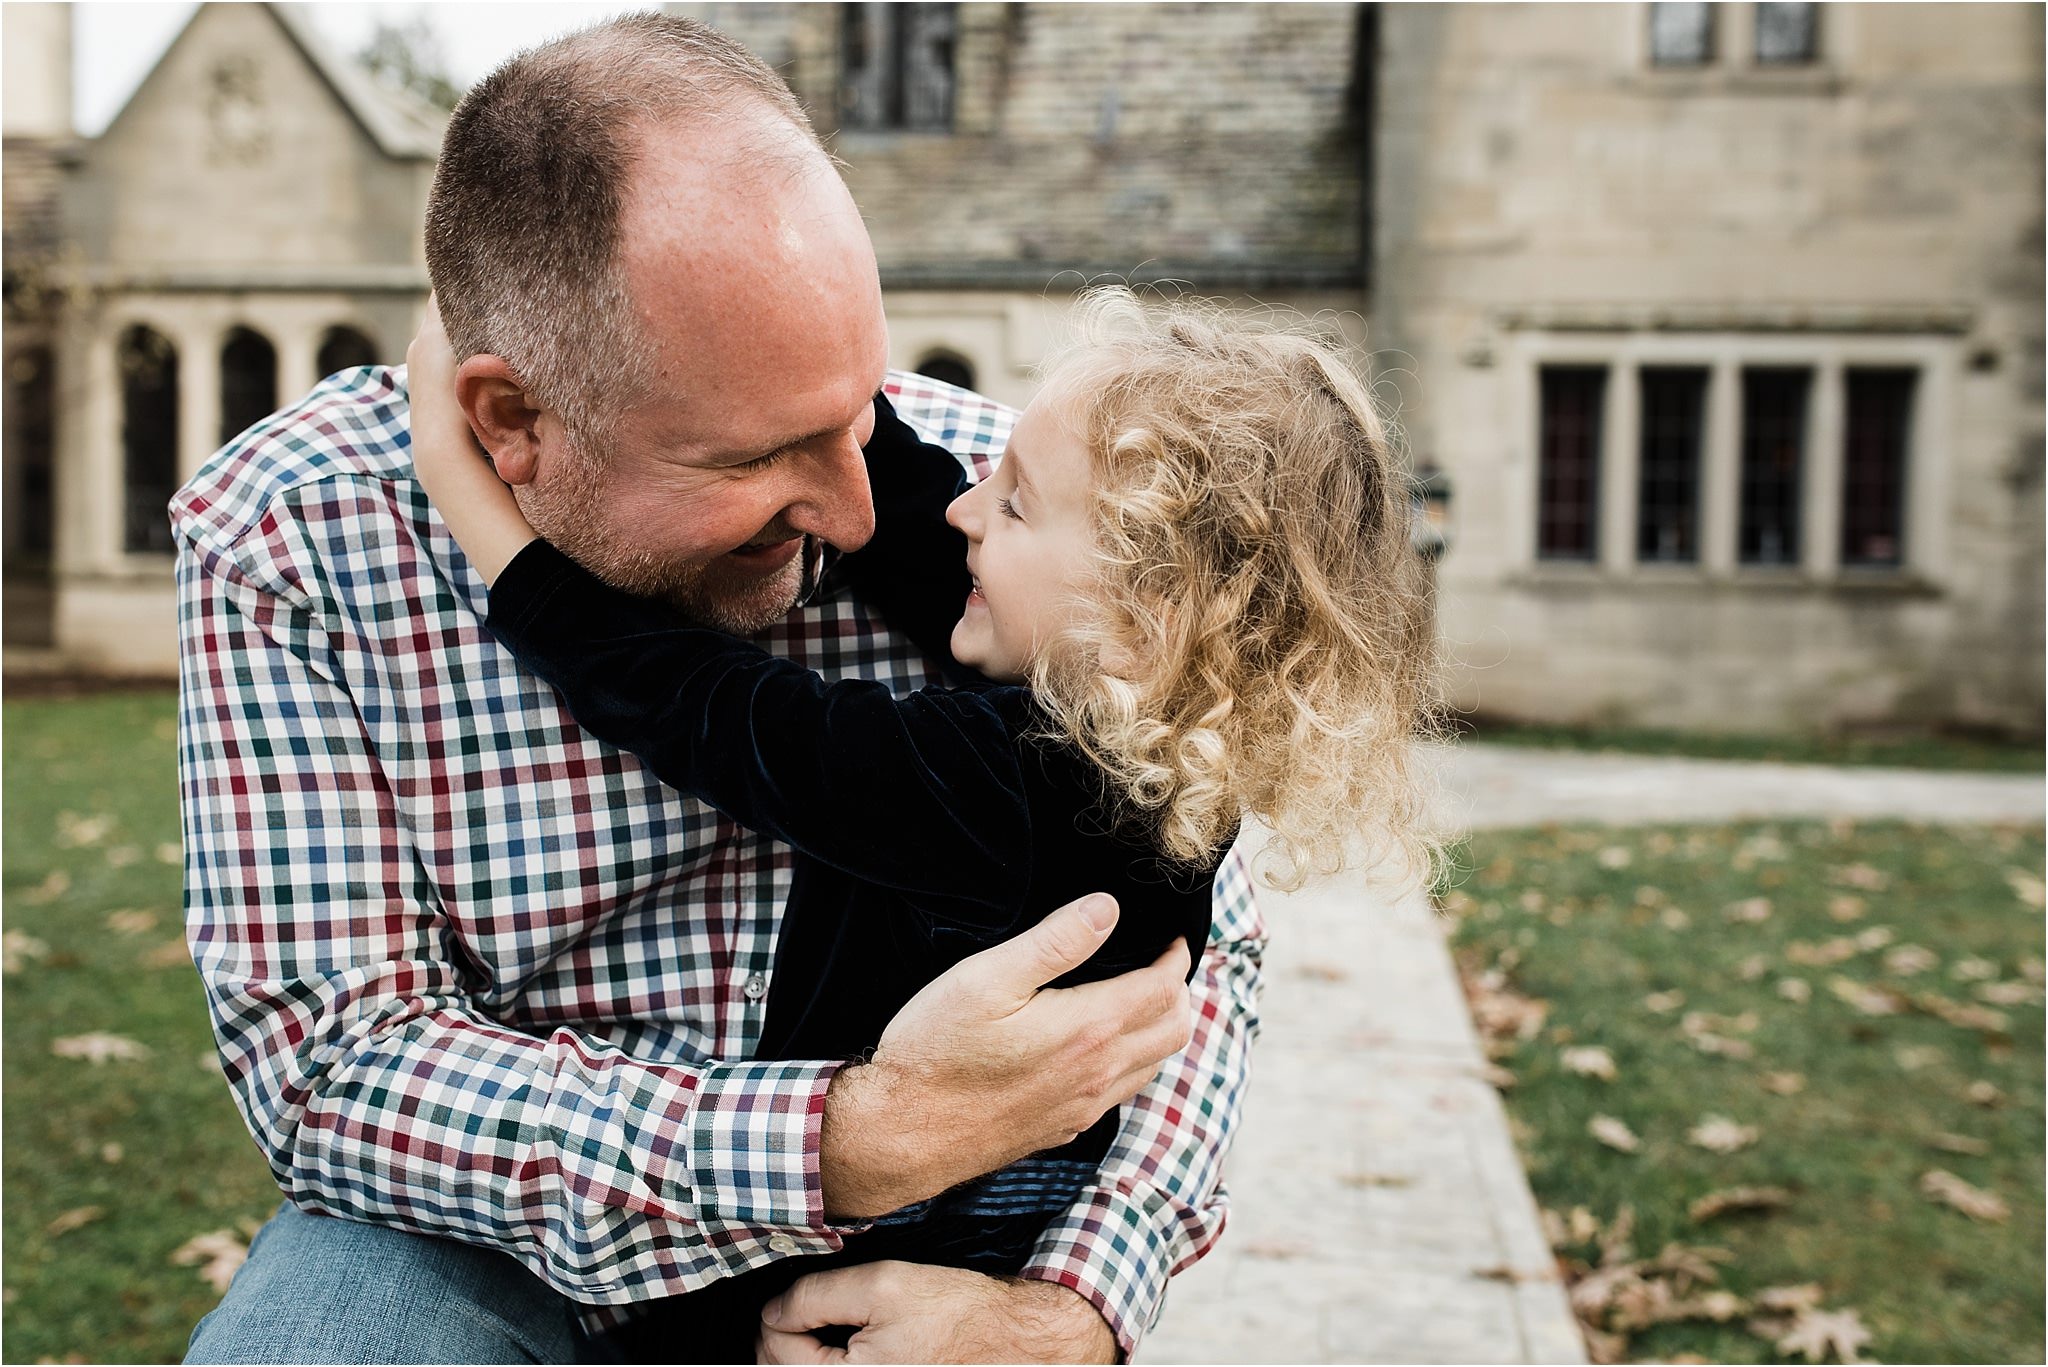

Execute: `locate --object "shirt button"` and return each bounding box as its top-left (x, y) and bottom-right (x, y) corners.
top-left (743, 973), bottom-right (768, 1001)
top-left (768, 1233), bottom-right (800, 1255)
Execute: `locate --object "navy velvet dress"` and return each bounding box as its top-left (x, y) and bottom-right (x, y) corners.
top-left (483, 396), bottom-right (1223, 1361)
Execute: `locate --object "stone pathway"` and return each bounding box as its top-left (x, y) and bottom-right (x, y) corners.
top-left (1141, 746), bottom-right (2043, 1364)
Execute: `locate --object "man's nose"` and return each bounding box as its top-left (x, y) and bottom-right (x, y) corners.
top-left (787, 432), bottom-right (877, 551)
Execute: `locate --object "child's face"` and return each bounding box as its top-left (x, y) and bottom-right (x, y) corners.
top-left (945, 395), bottom-right (1098, 682)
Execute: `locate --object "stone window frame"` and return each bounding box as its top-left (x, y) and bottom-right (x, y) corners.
top-left (1508, 330), bottom-right (1954, 590)
top-left (1634, 1), bottom-right (1838, 92)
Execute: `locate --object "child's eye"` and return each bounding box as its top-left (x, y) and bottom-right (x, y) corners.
top-left (996, 496), bottom-right (1023, 521)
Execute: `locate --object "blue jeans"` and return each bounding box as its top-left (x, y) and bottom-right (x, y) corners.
top-left (185, 1203), bottom-right (604, 1365)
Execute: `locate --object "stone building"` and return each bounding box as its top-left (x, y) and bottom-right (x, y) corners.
top-left (4, 1), bottom-right (2041, 738)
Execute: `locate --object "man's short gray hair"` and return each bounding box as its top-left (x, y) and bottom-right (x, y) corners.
top-left (423, 13), bottom-right (826, 443)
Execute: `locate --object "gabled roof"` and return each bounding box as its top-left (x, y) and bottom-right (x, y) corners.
top-left (97, 2), bottom-right (447, 160)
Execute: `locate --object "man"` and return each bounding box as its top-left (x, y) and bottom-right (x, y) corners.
top-left (176, 14), bottom-right (1263, 1363)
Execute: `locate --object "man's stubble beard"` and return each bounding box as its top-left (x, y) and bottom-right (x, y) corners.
top-left (515, 447), bottom-right (820, 635)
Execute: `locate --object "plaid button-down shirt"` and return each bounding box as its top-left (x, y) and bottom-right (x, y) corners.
top-left (173, 366), bottom-right (1265, 1356)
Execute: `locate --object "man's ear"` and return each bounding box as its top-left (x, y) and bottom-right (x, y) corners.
top-left (456, 354), bottom-right (545, 486)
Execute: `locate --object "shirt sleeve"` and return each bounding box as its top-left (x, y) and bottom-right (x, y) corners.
top-left (487, 538), bottom-right (1030, 923)
top-left (175, 503), bottom-right (868, 1304)
top-left (1016, 847), bottom-right (1267, 1361)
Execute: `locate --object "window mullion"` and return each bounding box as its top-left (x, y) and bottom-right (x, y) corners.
top-left (1600, 357), bottom-right (1640, 574)
top-left (1804, 357), bottom-right (1846, 580)
top-left (1702, 358), bottom-right (1742, 574)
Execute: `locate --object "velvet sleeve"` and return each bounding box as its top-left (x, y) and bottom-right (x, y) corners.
top-left (836, 393), bottom-right (980, 672)
top-left (486, 539), bottom-right (1028, 922)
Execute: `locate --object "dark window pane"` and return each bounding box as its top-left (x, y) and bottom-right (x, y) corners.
top-left (1649, 2), bottom-right (1714, 65)
top-left (1841, 368), bottom-right (1915, 568)
top-left (1739, 367), bottom-right (1809, 565)
top-left (220, 326), bottom-right (277, 445)
top-left (1537, 366), bottom-right (1605, 561)
top-left (5, 345), bottom-right (56, 563)
top-left (1637, 367), bottom-right (1707, 563)
top-left (840, 3), bottom-right (955, 131)
top-left (915, 353), bottom-right (975, 391)
top-left (1755, 2), bottom-right (1818, 64)
top-left (318, 325), bottom-right (379, 377)
top-left (119, 326), bottom-right (179, 555)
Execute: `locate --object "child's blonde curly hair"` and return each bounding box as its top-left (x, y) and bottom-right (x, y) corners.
top-left (1028, 288), bottom-right (1446, 892)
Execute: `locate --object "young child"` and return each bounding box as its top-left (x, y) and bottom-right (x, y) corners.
top-left (408, 288), bottom-right (1440, 1357)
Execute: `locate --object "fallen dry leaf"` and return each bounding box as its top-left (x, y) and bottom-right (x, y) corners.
top-left (1597, 846), bottom-right (1633, 870)
top-left (1912, 992), bottom-right (2009, 1033)
top-left (1831, 863), bottom-right (1890, 892)
top-left (1724, 897), bottom-right (1773, 924)
top-left (1777, 977), bottom-right (1812, 1004)
top-left (1852, 926), bottom-right (1895, 952)
top-left (1688, 1186), bottom-right (1793, 1222)
top-left (1762, 1071), bottom-right (1807, 1096)
top-left (1687, 1116), bottom-right (1760, 1154)
top-left (2004, 867), bottom-right (2045, 909)
top-left (1919, 1169), bottom-right (2009, 1223)
top-left (104, 910), bottom-right (158, 936)
top-left (1926, 1131), bottom-right (1990, 1157)
top-left (54, 812), bottom-right (114, 848)
top-left (1753, 1283), bottom-right (1826, 1314)
top-left (1688, 1032), bottom-right (1756, 1060)
top-left (20, 870), bottom-right (71, 905)
top-left (1642, 989), bottom-right (1686, 1013)
top-left (1775, 1305), bottom-right (1874, 1363)
top-left (1974, 980), bottom-right (2039, 1006)
top-left (1882, 944), bottom-right (1938, 976)
top-left (155, 842), bottom-right (183, 866)
top-left (1826, 894), bottom-right (1867, 922)
top-left (1660, 907), bottom-right (1691, 931)
top-left (172, 1229), bottom-right (251, 1293)
top-left (51, 1032), bottom-right (151, 1065)
top-left (1892, 1045), bottom-right (1945, 1072)
top-left (1589, 1115), bottom-right (1640, 1153)
top-left (104, 845), bottom-right (141, 868)
top-left (45, 1206), bottom-right (105, 1238)
top-left (100, 1143), bottom-right (125, 1165)
top-left (3, 930), bottom-right (50, 975)
top-left (1737, 954), bottom-right (1770, 981)
top-left (143, 939), bottom-right (194, 970)
top-left (1682, 1010), bottom-right (1760, 1037)
top-left (1948, 955), bottom-right (1999, 982)
top-left (1964, 1079), bottom-right (2005, 1108)
top-left (1828, 977), bottom-right (1906, 1016)
top-left (2021, 957), bottom-right (2045, 985)
top-left (1562, 1045), bottom-right (1618, 1081)
top-left (1478, 1062), bottom-right (1517, 1089)
top-left (1787, 938), bottom-right (1859, 967)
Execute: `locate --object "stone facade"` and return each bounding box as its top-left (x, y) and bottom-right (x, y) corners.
top-left (1372, 2), bottom-right (2044, 736)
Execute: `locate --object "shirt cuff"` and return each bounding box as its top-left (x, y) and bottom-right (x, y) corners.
top-left (672, 1057), bottom-right (869, 1252)
top-left (1018, 1184), bottom-right (1213, 1363)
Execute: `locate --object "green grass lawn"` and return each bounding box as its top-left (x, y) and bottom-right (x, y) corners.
top-left (1459, 718), bottom-right (2043, 774)
top-left (1446, 821), bottom-right (2046, 1363)
top-left (4, 690), bottom-right (281, 1364)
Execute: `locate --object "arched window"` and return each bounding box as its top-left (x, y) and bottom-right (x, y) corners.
top-left (914, 350), bottom-right (976, 392)
top-left (119, 326), bottom-right (180, 554)
top-left (220, 326), bottom-right (277, 445)
top-left (318, 325), bottom-right (379, 378)
top-left (4, 344), bottom-right (56, 565)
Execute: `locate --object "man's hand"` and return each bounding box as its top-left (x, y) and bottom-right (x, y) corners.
top-left (819, 893), bottom-right (1193, 1219)
top-left (756, 1263), bottom-right (1118, 1364)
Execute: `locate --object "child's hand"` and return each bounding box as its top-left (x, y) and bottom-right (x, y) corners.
top-left (406, 299), bottom-right (538, 585)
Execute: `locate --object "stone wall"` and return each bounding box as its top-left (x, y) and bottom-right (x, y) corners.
top-left (1372, 2), bottom-right (2045, 735)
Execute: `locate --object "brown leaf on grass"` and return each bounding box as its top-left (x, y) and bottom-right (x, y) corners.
top-left (1598, 1204), bottom-right (1637, 1266)
top-left (1852, 926), bottom-right (1895, 952)
top-left (1882, 944), bottom-right (1938, 976)
top-left (1787, 938), bottom-right (1859, 967)
top-left (1827, 977), bottom-right (1906, 1016)
top-left (1659, 907), bottom-right (1691, 931)
top-left (1775, 1306), bottom-right (1874, 1363)
top-left (104, 909), bottom-right (158, 936)
top-left (1911, 991), bottom-right (2009, 1032)
top-left (51, 1032), bottom-right (151, 1064)
top-left (1830, 863), bottom-right (1889, 892)
top-left (45, 1206), bottom-right (105, 1237)
top-left (1777, 977), bottom-right (1812, 1004)
top-left (1581, 1324), bottom-right (1630, 1365)
top-left (1588, 1114), bottom-right (1640, 1153)
top-left (1762, 1071), bottom-right (1807, 1095)
top-left (104, 845), bottom-right (141, 868)
top-left (1682, 1010), bottom-right (1759, 1036)
top-left (1927, 1131), bottom-right (1990, 1156)
top-left (1724, 897), bottom-right (1773, 924)
top-left (2021, 957), bottom-right (2045, 985)
top-left (1463, 966), bottom-right (1550, 1044)
top-left (1689, 1186), bottom-right (1793, 1221)
top-left (1964, 1079), bottom-right (2005, 1108)
top-left (143, 939), bottom-right (194, 970)
top-left (2004, 867), bottom-right (2045, 909)
top-left (1642, 989), bottom-right (1686, 1013)
top-left (155, 842), bottom-right (183, 866)
top-left (1664, 1289), bottom-right (1748, 1323)
top-left (20, 869), bottom-right (71, 905)
top-left (1477, 1061), bottom-right (1517, 1089)
top-left (1597, 845), bottom-right (1633, 869)
top-left (172, 1229), bottom-right (252, 1293)
top-left (1562, 1045), bottom-right (1618, 1081)
top-left (1974, 980), bottom-right (2040, 1006)
top-left (100, 1143), bottom-right (124, 1165)
top-left (1737, 953), bottom-right (1770, 981)
top-left (1919, 1169), bottom-right (2009, 1223)
top-left (1948, 954), bottom-right (1998, 982)
top-left (54, 811), bottom-right (114, 848)
top-left (1753, 1283), bottom-right (1826, 1314)
top-left (1892, 1045), bottom-right (1945, 1071)
top-left (3, 930), bottom-right (50, 974)
top-left (1689, 1032), bottom-right (1756, 1060)
top-left (1687, 1116), bottom-right (1760, 1154)
top-left (1826, 894), bottom-right (1867, 922)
